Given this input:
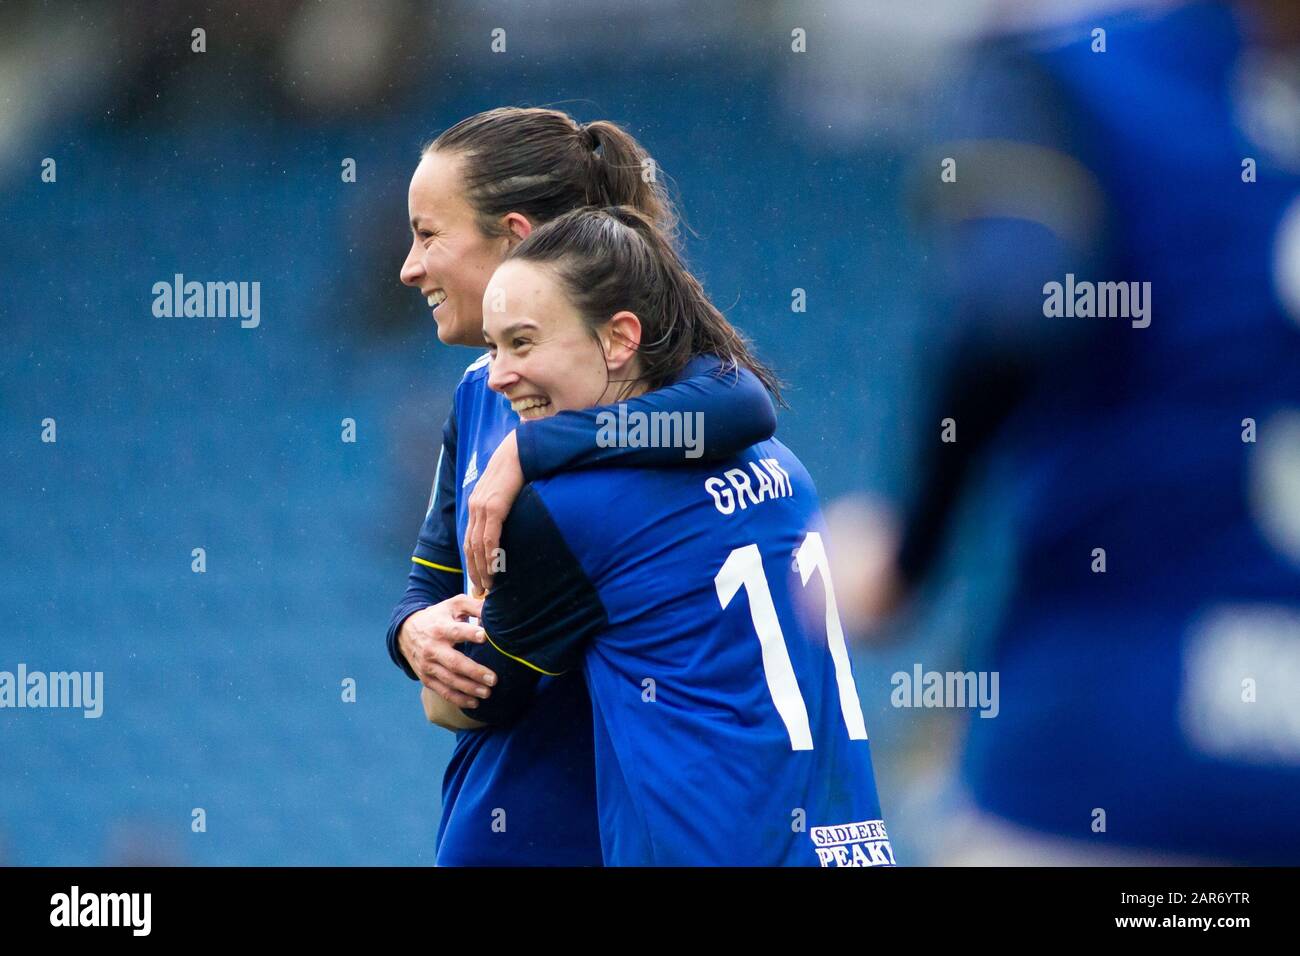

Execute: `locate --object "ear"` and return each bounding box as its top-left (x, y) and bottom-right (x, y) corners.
top-left (602, 311), bottom-right (642, 372)
top-left (501, 212), bottom-right (534, 247)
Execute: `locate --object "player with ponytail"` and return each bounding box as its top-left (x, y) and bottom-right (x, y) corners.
top-left (462, 207), bottom-right (889, 865)
top-left (387, 108), bottom-right (778, 865)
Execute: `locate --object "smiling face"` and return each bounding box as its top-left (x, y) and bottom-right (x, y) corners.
top-left (482, 259), bottom-right (644, 420)
top-left (399, 150), bottom-right (514, 347)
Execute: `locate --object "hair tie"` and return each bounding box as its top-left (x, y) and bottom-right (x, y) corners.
top-left (583, 125), bottom-right (599, 151)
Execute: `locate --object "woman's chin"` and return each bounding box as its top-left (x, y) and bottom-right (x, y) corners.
top-left (433, 311), bottom-right (482, 348)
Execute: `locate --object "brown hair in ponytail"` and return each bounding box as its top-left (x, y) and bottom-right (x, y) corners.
top-left (425, 107), bottom-right (678, 245)
top-left (507, 206), bottom-right (783, 403)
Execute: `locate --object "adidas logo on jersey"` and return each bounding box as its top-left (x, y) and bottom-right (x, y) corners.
top-left (462, 451), bottom-right (479, 488)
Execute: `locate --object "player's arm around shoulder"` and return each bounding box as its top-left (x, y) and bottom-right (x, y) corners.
top-left (461, 483), bottom-right (609, 726)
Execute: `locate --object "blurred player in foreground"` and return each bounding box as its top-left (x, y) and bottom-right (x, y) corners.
top-left (833, 0), bottom-right (1300, 865)
top-left (435, 206), bottom-right (894, 866)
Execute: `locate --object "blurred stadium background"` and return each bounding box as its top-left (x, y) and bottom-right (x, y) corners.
top-left (3, 0), bottom-right (1296, 865)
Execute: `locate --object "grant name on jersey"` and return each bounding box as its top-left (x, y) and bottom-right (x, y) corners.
top-left (704, 457), bottom-right (794, 515)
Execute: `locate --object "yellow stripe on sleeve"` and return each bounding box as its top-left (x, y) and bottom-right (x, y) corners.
top-left (412, 556), bottom-right (462, 574)
top-left (483, 632), bottom-right (566, 677)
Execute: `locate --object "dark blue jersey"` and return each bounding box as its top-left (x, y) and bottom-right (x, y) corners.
top-left (386, 354), bottom-right (778, 865)
top-left (428, 353), bottom-right (601, 866)
top-left (920, 1), bottom-right (1300, 861)
top-left (470, 439), bottom-right (894, 866)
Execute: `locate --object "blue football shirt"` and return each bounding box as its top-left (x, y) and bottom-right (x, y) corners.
top-left (471, 439), bottom-right (895, 866)
top-left (386, 354), bottom-right (780, 865)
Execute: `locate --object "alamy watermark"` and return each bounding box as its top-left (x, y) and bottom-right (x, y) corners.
top-left (596, 403), bottom-right (704, 459)
top-left (1043, 273), bottom-right (1151, 328)
top-left (0, 663), bottom-right (103, 718)
top-left (152, 273), bottom-right (260, 328)
top-left (50, 886), bottom-right (150, 936)
top-left (891, 664), bottom-right (999, 718)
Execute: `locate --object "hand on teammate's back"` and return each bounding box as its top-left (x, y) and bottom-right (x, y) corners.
top-left (464, 429), bottom-right (525, 594)
top-left (398, 594), bottom-right (496, 708)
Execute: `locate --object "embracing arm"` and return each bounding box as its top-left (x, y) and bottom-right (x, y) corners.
top-left (385, 407), bottom-right (496, 712)
top-left (460, 485), bottom-right (608, 726)
top-left (386, 409), bottom-right (465, 679)
top-left (516, 354), bottom-right (777, 479)
top-left (463, 355), bottom-right (777, 590)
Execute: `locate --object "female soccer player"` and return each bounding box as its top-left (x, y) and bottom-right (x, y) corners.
top-left (385, 107), bottom-right (779, 865)
top-left (462, 206), bottom-right (894, 866)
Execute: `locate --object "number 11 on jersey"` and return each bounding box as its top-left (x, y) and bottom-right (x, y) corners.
top-left (714, 531), bottom-right (869, 751)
